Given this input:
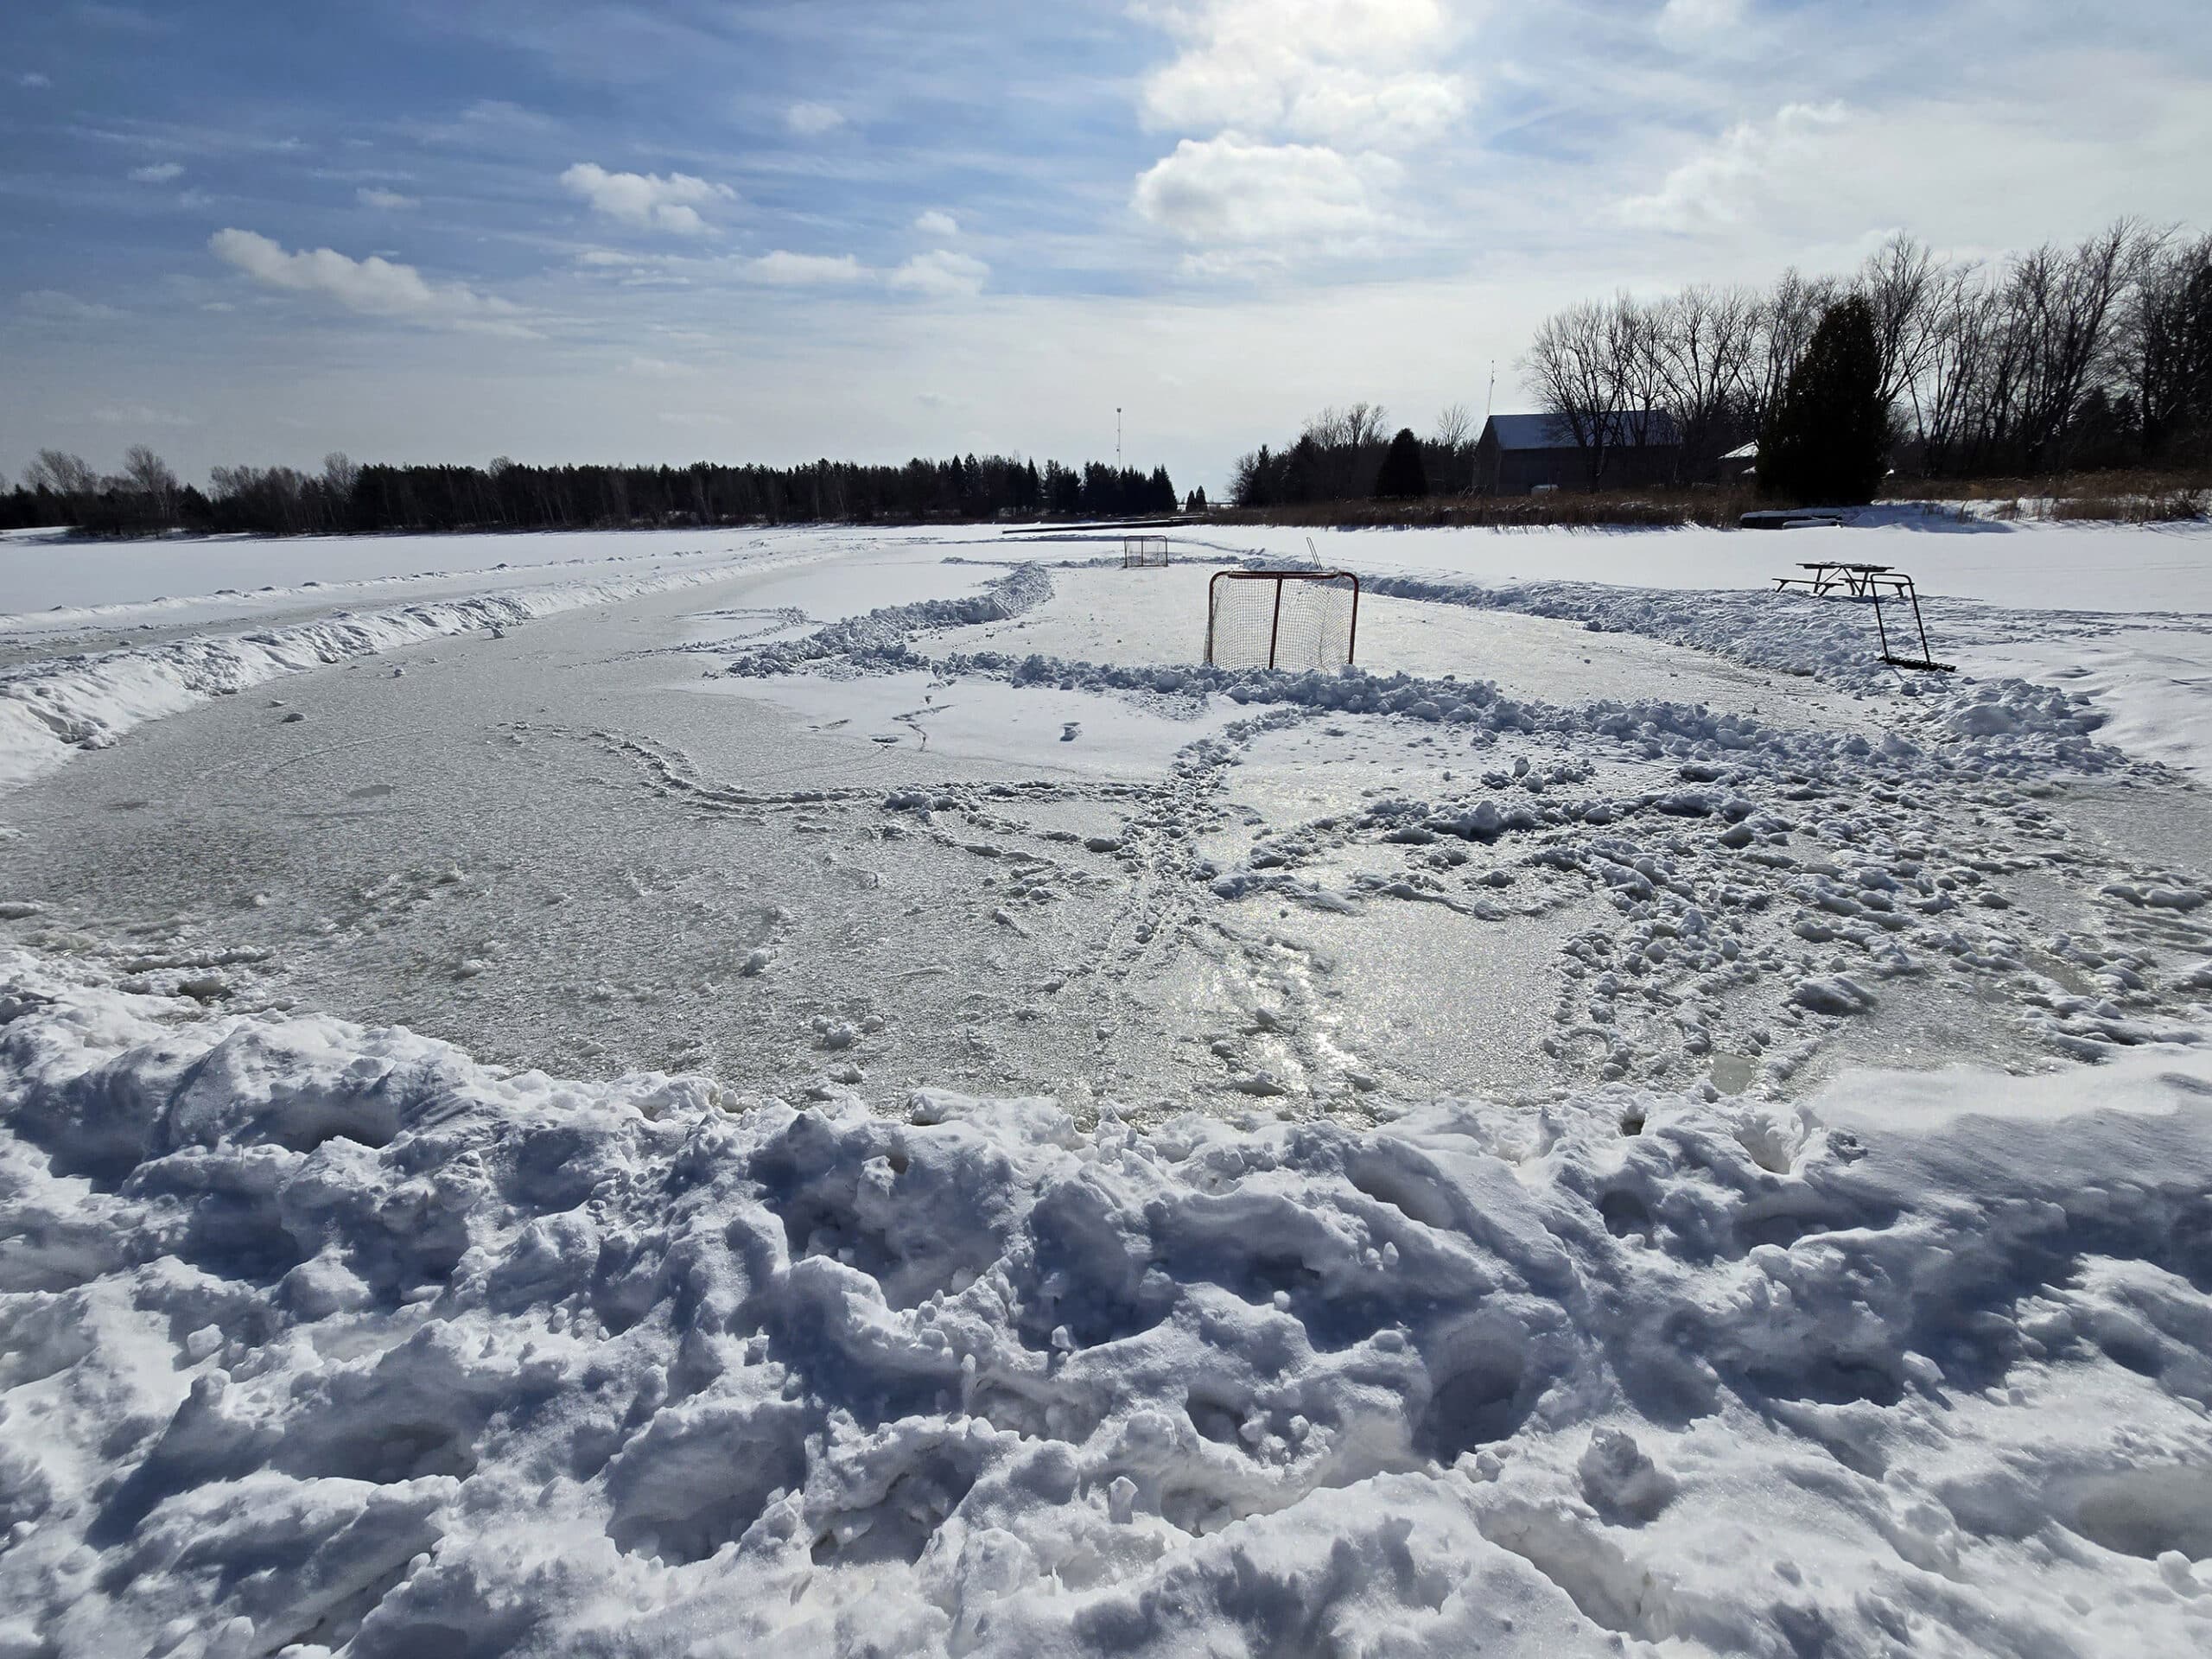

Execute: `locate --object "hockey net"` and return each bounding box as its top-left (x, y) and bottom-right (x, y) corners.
top-left (1122, 535), bottom-right (1169, 568)
top-left (1205, 570), bottom-right (1360, 670)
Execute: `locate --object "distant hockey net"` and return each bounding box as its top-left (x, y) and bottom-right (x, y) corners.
top-left (1122, 535), bottom-right (1169, 568)
top-left (1205, 569), bottom-right (1360, 670)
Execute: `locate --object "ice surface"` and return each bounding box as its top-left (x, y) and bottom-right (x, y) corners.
top-left (991, 514), bottom-right (2212, 613)
top-left (695, 670), bottom-right (1247, 776)
top-left (4, 531), bottom-right (2209, 1110)
top-left (0, 524), bottom-right (988, 622)
top-left (1, 519), bottom-right (2209, 1656)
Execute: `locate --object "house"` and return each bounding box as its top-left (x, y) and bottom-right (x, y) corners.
top-left (1474, 410), bottom-right (1683, 495)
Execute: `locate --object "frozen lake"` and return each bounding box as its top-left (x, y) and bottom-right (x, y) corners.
top-left (4, 520), bottom-right (2211, 1659)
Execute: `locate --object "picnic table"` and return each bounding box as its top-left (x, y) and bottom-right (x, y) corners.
top-left (1771, 563), bottom-right (1954, 672)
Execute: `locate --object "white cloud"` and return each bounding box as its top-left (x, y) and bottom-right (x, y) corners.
top-left (624, 355), bottom-right (699, 378)
top-left (560, 162), bottom-right (733, 235)
top-left (1133, 134), bottom-right (1383, 244)
top-left (785, 102), bottom-right (845, 137)
top-left (1619, 101), bottom-right (1848, 231)
top-left (20, 72), bottom-right (52, 89)
top-left (128, 162), bottom-right (183, 183)
top-left (208, 228), bottom-right (533, 335)
top-left (913, 210), bottom-right (960, 238)
top-left (18, 289), bottom-right (124, 322)
top-left (888, 249), bottom-right (990, 298)
top-left (1137, 0), bottom-right (1468, 149)
top-left (459, 99), bottom-right (555, 133)
top-left (90, 402), bottom-right (194, 427)
top-left (746, 251), bottom-right (867, 285)
top-left (357, 187), bottom-right (418, 210)
top-left (73, 3), bottom-right (163, 31)
top-left (1128, 1), bottom-right (1459, 261)
top-left (1656, 0), bottom-right (1746, 35)
top-left (1176, 245), bottom-right (1293, 279)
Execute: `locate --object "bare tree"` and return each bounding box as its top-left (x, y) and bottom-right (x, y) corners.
top-left (121, 444), bottom-right (181, 527)
top-left (1339, 401), bottom-right (1389, 452)
top-left (210, 464), bottom-right (315, 536)
top-left (2126, 232), bottom-right (2212, 457)
top-left (1613, 295), bottom-right (1674, 452)
top-left (320, 451), bottom-right (360, 531)
top-left (1298, 403), bottom-right (1390, 499)
top-left (1913, 264), bottom-right (2000, 474)
top-left (1424, 402), bottom-right (1476, 493)
top-left (22, 449), bottom-right (98, 497)
top-left (1856, 232), bottom-right (1947, 419)
top-left (1752, 271), bottom-right (1842, 436)
top-left (2005, 219), bottom-right (2157, 467)
top-left (1646, 284), bottom-right (1761, 480)
top-left (1522, 300), bottom-right (1636, 485)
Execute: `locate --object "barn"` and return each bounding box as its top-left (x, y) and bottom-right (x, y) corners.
top-left (1474, 410), bottom-right (1684, 494)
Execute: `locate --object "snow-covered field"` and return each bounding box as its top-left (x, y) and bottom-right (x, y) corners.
top-left (3, 517), bottom-right (2210, 1656)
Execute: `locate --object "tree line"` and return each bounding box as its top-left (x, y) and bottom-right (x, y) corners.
top-left (1524, 219), bottom-right (2212, 488)
top-left (1226, 219), bottom-right (2212, 505)
top-left (1230, 401), bottom-right (1476, 508)
top-left (0, 448), bottom-right (1181, 537)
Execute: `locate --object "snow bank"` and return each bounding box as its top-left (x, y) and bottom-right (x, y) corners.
top-left (727, 556), bottom-right (2153, 785)
top-left (5, 950), bottom-right (2210, 1656)
top-left (1948, 629), bottom-right (2212, 776)
top-left (0, 559), bottom-right (760, 792)
top-left (725, 563), bottom-right (1053, 677)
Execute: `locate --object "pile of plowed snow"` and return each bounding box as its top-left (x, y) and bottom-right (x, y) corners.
top-left (0, 554), bottom-right (779, 791)
top-left (4, 950), bottom-right (2209, 1656)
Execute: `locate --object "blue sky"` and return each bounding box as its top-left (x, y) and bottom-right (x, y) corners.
top-left (5, 0), bottom-right (2210, 493)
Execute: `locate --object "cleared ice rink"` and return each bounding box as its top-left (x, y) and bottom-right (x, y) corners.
top-left (3, 518), bottom-right (2212, 1657)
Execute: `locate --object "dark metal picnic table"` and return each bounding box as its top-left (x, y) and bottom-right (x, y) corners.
top-left (1772, 562), bottom-right (1955, 672)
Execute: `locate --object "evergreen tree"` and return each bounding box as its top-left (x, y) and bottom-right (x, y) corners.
top-left (1243, 445), bottom-right (1274, 507)
top-left (1758, 295), bottom-right (1888, 505)
top-left (1373, 427), bottom-right (1427, 499)
top-left (1283, 435), bottom-right (1320, 504)
top-left (2181, 263), bottom-right (2212, 449)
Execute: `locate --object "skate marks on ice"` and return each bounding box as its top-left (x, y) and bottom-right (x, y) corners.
top-left (674, 563), bottom-right (2211, 1105)
top-left (592, 694), bottom-right (2209, 1111)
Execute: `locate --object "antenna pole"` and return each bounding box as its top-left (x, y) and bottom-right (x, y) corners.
top-left (1116, 406), bottom-right (1122, 473)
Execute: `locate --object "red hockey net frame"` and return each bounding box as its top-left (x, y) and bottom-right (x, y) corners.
top-left (1205, 569), bottom-right (1361, 670)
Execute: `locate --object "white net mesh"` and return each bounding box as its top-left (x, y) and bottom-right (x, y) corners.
top-left (1205, 572), bottom-right (1357, 670)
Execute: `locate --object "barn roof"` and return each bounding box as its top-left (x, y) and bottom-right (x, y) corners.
top-left (1483, 410), bottom-right (1681, 450)
top-left (1483, 413), bottom-right (1573, 450)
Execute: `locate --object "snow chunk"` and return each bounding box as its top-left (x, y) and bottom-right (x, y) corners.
top-left (1791, 974), bottom-right (1878, 1015)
